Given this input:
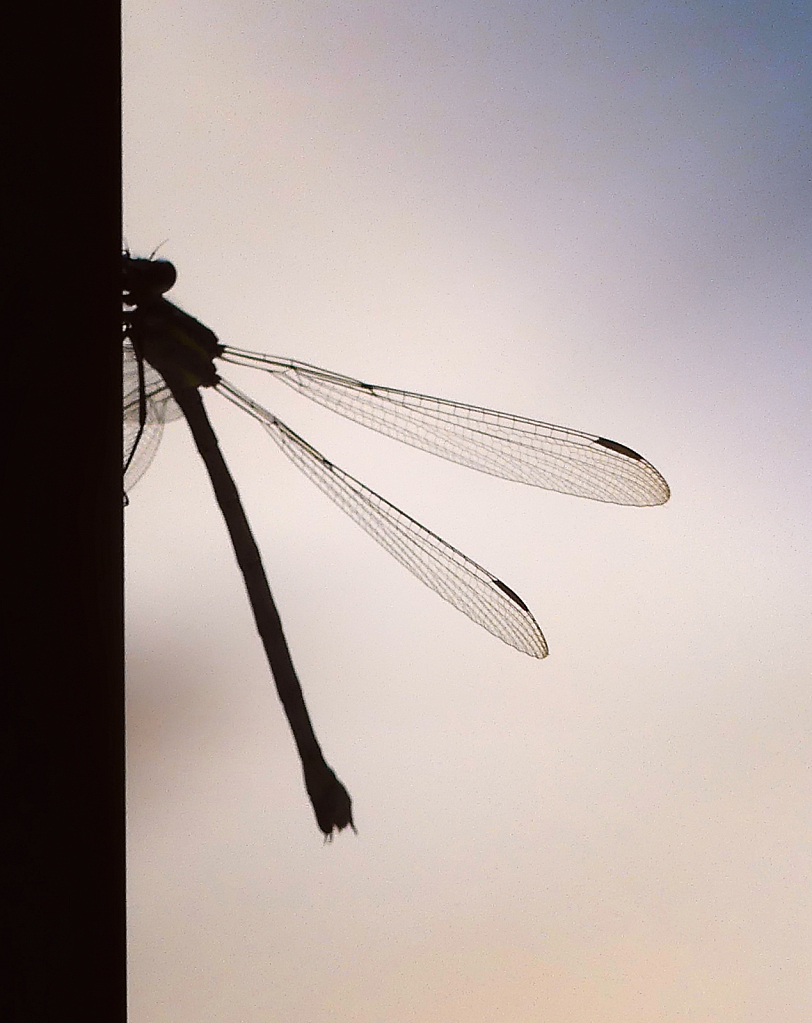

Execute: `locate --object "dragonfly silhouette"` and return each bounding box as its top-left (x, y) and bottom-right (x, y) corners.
top-left (123, 253), bottom-right (669, 836)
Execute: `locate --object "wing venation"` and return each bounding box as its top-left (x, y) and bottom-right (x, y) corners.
top-left (217, 380), bottom-right (548, 658)
top-left (220, 348), bottom-right (670, 506)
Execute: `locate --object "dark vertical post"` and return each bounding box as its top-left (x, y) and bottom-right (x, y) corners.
top-left (7, 4), bottom-right (126, 1021)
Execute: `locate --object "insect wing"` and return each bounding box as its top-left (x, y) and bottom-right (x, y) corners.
top-left (220, 348), bottom-right (669, 507)
top-left (123, 343), bottom-right (183, 492)
top-left (218, 380), bottom-right (548, 658)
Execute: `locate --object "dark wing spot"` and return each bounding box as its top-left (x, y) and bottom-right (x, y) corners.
top-left (595, 437), bottom-right (643, 460)
top-left (494, 578), bottom-right (530, 613)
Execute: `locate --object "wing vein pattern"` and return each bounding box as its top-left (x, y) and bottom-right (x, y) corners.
top-left (217, 379), bottom-right (548, 658)
top-left (220, 348), bottom-right (670, 507)
top-left (123, 342), bottom-right (183, 491)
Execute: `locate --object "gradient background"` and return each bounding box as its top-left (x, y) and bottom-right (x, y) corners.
top-left (123, 2), bottom-right (811, 1019)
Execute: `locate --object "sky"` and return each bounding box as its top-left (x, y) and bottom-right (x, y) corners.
top-left (123, 2), bottom-right (811, 1020)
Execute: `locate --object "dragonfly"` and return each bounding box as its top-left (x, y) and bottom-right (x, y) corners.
top-left (123, 253), bottom-right (669, 835)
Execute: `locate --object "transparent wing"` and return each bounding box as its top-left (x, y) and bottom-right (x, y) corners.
top-left (217, 380), bottom-right (548, 658)
top-left (220, 347), bottom-right (670, 507)
top-left (123, 342), bottom-right (183, 492)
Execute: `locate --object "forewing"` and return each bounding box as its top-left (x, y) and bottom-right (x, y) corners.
top-left (220, 348), bottom-right (669, 507)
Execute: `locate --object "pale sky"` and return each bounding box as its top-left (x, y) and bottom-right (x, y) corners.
top-left (123, 2), bottom-right (811, 1020)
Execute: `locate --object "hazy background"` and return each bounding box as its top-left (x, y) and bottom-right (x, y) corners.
top-left (123, 2), bottom-right (811, 1019)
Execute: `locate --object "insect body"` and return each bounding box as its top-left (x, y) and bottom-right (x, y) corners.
top-left (123, 254), bottom-right (669, 834)
top-left (124, 256), bottom-right (669, 660)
